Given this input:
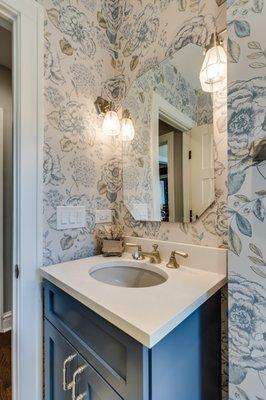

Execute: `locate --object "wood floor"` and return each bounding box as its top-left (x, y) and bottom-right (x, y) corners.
top-left (0, 332), bottom-right (11, 400)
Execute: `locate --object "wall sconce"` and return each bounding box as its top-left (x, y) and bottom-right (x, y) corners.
top-left (199, 32), bottom-right (226, 93)
top-left (95, 96), bottom-right (120, 137)
top-left (95, 97), bottom-right (135, 140)
top-left (121, 110), bottom-right (135, 141)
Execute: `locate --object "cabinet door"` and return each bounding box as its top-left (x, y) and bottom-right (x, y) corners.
top-left (72, 355), bottom-right (123, 400)
top-left (45, 320), bottom-right (78, 400)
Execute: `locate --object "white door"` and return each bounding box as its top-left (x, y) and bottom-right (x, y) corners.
top-left (190, 124), bottom-right (214, 220)
top-left (0, 108), bottom-right (4, 331)
top-left (0, 1), bottom-right (43, 399)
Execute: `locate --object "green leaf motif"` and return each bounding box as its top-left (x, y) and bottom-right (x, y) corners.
top-left (234, 20), bottom-right (251, 37)
top-left (250, 62), bottom-right (266, 68)
top-left (97, 11), bottom-right (107, 29)
top-left (235, 194), bottom-right (250, 203)
top-left (235, 213), bottom-right (252, 237)
top-left (247, 51), bottom-right (264, 59)
top-left (249, 242), bottom-right (263, 258)
top-left (250, 265), bottom-right (266, 278)
top-left (248, 41), bottom-right (261, 49)
top-left (47, 8), bottom-right (60, 29)
top-left (228, 38), bottom-right (241, 63)
top-left (229, 226), bottom-right (242, 255)
top-left (249, 256), bottom-right (266, 266)
top-left (47, 111), bottom-right (60, 129)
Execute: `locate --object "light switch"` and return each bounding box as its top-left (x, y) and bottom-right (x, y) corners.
top-left (95, 209), bottom-right (113, 224)
top-left (57, 206), bottom-right (86, 230)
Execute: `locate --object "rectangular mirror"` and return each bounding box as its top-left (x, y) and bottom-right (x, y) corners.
top-left (122, 43), bottom-right (215, 223)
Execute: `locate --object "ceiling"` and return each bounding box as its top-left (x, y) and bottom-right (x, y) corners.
top-left (0, 25), bottom-right (12, 69)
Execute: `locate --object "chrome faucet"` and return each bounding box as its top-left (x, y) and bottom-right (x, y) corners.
top-left (125, 243), bottom-right (145, 260)
top-left (125, 243), bottom-right (161, 264)
top-left (166, 250), bottom-right (188, 269)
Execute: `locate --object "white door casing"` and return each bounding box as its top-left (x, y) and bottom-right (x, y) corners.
top-left (190, 123), bottom-right (215, 220)
top-left (151, 92), bottom-right (195, 222)
top-left (0, 1), bottom-right (43, 400)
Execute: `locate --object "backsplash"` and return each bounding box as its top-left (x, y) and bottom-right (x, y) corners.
top-left (227, 1), bottom-right (266, 399)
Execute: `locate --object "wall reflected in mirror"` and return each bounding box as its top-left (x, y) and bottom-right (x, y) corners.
top-left (122, 43), bottom-right (215, 223)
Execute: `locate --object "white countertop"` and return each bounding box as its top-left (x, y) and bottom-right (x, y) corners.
top-left (40, 252), bottom-right (227, 348)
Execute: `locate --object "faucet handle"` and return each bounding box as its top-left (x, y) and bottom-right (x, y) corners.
top-left (152, 244), bottom-right (159, 252)
top-left (173, 250), bottom-right (188, 258)
top-left (166, 250), bottom-right (188, 269)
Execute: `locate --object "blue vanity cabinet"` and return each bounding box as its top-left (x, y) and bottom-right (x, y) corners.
top-left (45, 320), bottom-right (123, 400)
top-left (45, 320), bottom-right (78, 400)
top-left (44, 281), bottom-right (148, 400)
top-left (73, 354), bottom-right (123, 400)
top-left (44, 280), bottom-right (221, 400)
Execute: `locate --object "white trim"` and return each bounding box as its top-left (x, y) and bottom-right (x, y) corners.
top-left (0, 1), bottom-right (43, 400)
top-left (159, 132), bottom-right (175, 222)
top-left (154, 92), bottom-right (195, 131)
top-left (0, 108), bottom-right (3, 330)
top-left (0, 311), bottom-right (12, 332)
top-left (150, 92), bottom-right (195, 222)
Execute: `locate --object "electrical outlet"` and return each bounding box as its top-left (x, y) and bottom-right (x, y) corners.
top-left (95, 209), bottom-right (113, 224)
top-left (57, 206), bottom-right (86, 230)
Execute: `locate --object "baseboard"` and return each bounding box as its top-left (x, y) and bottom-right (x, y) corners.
top-left (0, 311), bottom-right (12, 332)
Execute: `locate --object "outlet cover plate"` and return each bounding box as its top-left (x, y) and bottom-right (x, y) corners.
top-left (95, 209), bottom-right (113, 224)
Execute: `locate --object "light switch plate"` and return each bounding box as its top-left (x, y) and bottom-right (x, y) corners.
top-left (95, 209), bottom-right (113, 224)
top-left (57, 206), bottom-right (86, 230)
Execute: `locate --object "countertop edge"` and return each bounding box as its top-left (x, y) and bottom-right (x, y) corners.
top-left (40, 268), bottom-right (226, 348)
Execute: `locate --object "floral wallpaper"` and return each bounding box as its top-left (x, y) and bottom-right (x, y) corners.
top-left (227, 0), bottom-right (266, 399)
top-left (43, 0), bottom-right (124, 265)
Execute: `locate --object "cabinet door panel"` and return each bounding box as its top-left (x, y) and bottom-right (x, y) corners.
top-left (74, 355), bottom-right (123, 400)
top-left (45, 320), bottom-right (78, 400)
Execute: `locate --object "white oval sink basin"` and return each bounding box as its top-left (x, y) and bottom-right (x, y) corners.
top-left (90, 261), bottom-right (168, 288)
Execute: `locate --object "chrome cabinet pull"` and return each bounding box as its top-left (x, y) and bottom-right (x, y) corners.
top-left (72, 365), bottom-right (87, 400)
top-left (63, 354), bottom-right (77, 391)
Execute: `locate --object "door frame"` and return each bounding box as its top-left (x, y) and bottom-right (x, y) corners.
top-left (151, 92), bottom-right (195, 222)
top-left (0, 1), bottom-right (43, 399)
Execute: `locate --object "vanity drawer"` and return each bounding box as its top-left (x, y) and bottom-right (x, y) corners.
top-left (43, 280), bottom-right (148, 400)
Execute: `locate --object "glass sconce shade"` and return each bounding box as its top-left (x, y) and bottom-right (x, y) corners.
top-left (200, 44), bottom-right (227, 93)
top-left (121, 117), bottom-right (135, 141)
top-left (102, 110), bottom-right (120, 136)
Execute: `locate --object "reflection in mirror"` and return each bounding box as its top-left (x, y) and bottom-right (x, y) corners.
top-left (123, 43), bottom-right (215, 223)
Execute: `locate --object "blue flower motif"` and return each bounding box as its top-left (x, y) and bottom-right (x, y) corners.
top-left (228, 274), bottom-right (266, 385)
top-left (43, 142), bottom-right (65, 186)
top-left (228, 76), bottom-right (266, 193)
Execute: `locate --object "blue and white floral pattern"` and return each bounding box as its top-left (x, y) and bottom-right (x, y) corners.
top-left (229, 274), bottom-right (266, 384)
top-left (228, 0), bottom-right (266, 398)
